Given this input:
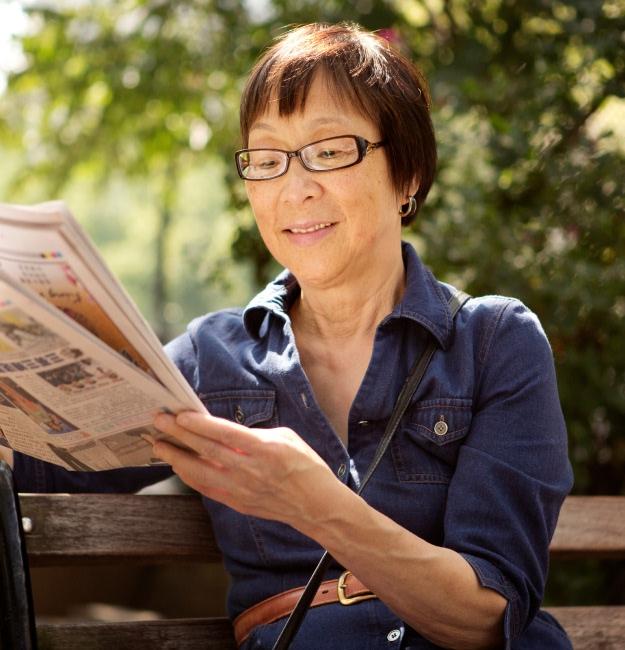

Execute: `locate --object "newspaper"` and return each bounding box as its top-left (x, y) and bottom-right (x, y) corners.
top-left (0, 201), bottom-right (205, 470)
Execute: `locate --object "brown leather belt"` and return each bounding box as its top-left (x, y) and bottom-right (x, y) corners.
top-left (233, 570), bottom-right (376, 646)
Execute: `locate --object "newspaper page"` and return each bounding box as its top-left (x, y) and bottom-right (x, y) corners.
top-left (0, 201), bottom-right (203, 410)
top-left (0, 271), bottom-right (194, 471)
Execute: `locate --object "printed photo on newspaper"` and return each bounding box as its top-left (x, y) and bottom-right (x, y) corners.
top-left (0, 201), bottom-right (204, 470)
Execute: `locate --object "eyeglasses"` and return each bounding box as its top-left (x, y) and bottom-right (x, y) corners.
top-left (235, 135), bottom-right (385, 181)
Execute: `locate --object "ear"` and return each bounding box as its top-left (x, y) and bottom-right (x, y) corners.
top-left (397, 178), bottom-right (420, 206)
top-left (408, 176), bottom-right (420, 198)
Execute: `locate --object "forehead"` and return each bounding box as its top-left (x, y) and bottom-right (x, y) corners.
top-left (249, 73), bottom-right (375, 136)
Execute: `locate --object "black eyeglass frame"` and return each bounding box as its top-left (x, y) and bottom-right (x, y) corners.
top-left (234, 135), bottom-right (385, 181)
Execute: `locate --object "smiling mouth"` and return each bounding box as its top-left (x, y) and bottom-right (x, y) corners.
top-left (286, 222), bottom-right (335, 234)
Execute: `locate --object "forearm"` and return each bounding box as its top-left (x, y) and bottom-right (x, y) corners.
top-left (296, 481), bottom-right (506, 650)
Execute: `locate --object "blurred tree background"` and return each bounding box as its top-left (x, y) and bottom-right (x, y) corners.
top-left (1, 0), bottom-right (624, 607)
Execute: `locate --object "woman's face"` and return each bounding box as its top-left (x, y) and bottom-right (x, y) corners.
top-left (245, 73), bottom-right (404, 291)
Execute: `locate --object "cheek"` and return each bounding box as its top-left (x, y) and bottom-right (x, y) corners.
top-left (357, 177), bottom-right (397, 229)
top-left (246, 186), bottom-right (272, 226)
top-left (245, 185), bottom-right (263, 212)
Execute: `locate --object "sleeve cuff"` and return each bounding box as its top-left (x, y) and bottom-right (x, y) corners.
top-left (461, 552), bottom-right (521, 646)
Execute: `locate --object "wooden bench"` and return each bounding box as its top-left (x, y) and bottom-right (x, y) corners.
top-left (1, 462), bottom-right (624, 649)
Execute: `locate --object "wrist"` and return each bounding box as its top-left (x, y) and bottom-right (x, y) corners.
top-left (295, 477), bottom-right (365, 544)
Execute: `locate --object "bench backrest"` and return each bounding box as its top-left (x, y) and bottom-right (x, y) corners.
top-left (2, 462), bottom-right (625, 649)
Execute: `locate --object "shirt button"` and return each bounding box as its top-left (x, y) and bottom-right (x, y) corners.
top-left (358, 420), bottom-right (369, 426)
top-left (234, 406), bottom-right (245, 424)
top-left (387, 629), bottom-right (401, 642)
top-left (337, 463), bottom-right (347, 478)
top-left (434, 419), bottom-right (448, 436)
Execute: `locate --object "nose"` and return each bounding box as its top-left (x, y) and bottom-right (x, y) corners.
top-left (279, 156), bottom-right (321, 205)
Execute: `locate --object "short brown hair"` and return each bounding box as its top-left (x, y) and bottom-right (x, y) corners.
top-left (239, 22), bottom-right (436, 224)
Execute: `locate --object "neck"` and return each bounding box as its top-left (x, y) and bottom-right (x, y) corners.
top-left (291, 246), bottom-right (406, 343)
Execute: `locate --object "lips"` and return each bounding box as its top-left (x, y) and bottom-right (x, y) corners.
top-left (282, 221), bottom-right (338, 247)
top-left (284, 221), bottom-right (336, 234)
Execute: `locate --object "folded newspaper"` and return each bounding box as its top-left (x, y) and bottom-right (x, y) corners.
top-left (0, 200), bottom-right (205, 471)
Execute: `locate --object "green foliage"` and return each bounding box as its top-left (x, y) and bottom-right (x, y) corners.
top-left (1, 0), bottom-right (625, 601)
top-left (402, 1), bottom-right (625, 498)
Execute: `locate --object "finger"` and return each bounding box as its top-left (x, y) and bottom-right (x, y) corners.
top-left (155, 412), bottom-right (257, 473)
top-left (157, 421), bottom-right (247, 469)
top-left (152, 438), bottom-right (233, 493)
top-left (153, 412), bottom-right (191, 439)
top-left (175, 411), bottom-right (258, 453)
top-left (151, 413), bottom-right (208, 458)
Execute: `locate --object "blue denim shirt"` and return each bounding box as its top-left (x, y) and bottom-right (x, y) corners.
top-left (14, 242), bottom-right (573, 649)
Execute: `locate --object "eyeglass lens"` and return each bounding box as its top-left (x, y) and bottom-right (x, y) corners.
top-left (238, 136), bottom-right (361, 180)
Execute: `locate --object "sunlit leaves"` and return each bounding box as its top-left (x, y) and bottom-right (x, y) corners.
top-left (0, 0), bottom-right (624, 501)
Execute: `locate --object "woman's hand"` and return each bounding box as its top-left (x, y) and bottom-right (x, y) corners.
top-left (151, 411), bottom-right (339, 526)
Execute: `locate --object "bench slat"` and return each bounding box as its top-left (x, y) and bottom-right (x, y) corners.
top-left (546, 607), bottom-right (625, 649)
top-left (36, 617), bottom-right (236, 649)
top-left (550, 496), bottom-right (625, 558)
top-left (19, 493), bottom-right (625, 565)
top-left (35, 607), bottom-right (625, 650)
top-left (20, 494), bottom-right (221, 566)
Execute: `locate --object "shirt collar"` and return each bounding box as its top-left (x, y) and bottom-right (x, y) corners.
top-left (243, 241), bottom-right (454, 349)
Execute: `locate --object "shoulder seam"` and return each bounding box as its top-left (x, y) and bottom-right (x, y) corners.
top-left (478, 298), bottom-right (516, 367)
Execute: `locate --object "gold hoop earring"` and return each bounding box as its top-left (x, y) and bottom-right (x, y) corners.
top-left (399, 196), bottom-right (417, 219)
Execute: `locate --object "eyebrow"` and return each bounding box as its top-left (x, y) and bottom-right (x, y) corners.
top-left (249, 116), bottom-right (351, 133)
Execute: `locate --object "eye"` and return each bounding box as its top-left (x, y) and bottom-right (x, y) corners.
top-left (247, 152), bottom-right (281, 169)
top-left (258, 158), bottom-right (279, 169)
top-left (316, 146), bottom-right (352, 160)
top-left (305, 138), bottom-right (359, 167)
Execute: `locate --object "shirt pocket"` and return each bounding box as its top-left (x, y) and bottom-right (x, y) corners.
top-left (197, 389), bottom-right (278, 428)
top-left (391, 398), bottom-right (473, 484)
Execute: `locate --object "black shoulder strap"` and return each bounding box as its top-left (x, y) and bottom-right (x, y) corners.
top-left (272, 288), bottom-right (471, 650)
top-left (358, 288), bottom-right (470, 490)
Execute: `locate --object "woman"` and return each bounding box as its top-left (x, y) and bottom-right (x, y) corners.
top-left (6, 23), bottom-right (572, 649)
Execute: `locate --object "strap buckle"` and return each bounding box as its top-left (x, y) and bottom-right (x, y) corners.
top-left (337, 571), bottom-right (376, 606)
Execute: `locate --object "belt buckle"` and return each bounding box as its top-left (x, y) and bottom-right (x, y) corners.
top-left (337, 570), bottom-right (375, 606)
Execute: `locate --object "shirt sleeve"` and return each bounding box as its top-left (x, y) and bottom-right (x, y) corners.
top-left (12, 451), bottom-right (172, 493)
top-left (443, 299), bottom-right (573, 644)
